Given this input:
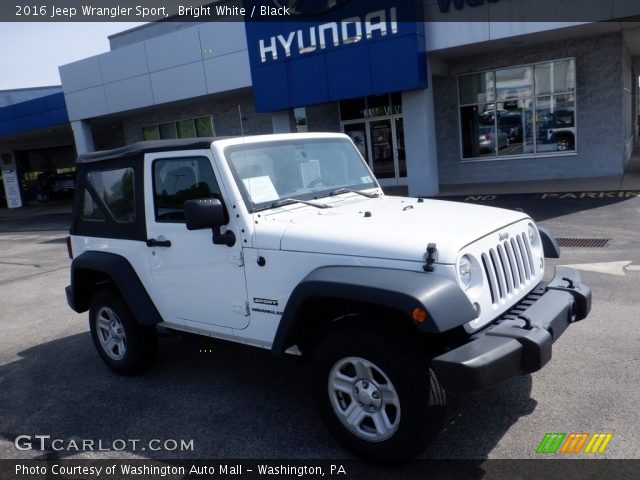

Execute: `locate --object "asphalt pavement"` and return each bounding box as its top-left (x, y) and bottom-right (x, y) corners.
top-left (0, 193), bottom-right (638, 461)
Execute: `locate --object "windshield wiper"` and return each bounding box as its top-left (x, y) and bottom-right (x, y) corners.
top-left (253, 198), bottom-right (332, 212)
top-left (327, 188), bottom-right (379, 199)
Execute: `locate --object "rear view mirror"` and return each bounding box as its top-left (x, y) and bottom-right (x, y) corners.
top-left (184, 198), bottom-right (227, 230)
top-left (184, 198), bottom-right (235, 247)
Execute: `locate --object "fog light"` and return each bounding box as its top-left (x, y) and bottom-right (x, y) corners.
top-left (473, 303), bottom-right (481, 316)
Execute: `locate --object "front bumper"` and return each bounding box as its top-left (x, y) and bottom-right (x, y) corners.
top-left (431, 267), bottom-right (591, 392)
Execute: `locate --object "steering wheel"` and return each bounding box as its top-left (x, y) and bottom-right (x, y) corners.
top-left (308, 177), bottom-right (326, 188)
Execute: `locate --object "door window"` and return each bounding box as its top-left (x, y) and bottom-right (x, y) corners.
top-left (153, 157), bottom-right (221, 222)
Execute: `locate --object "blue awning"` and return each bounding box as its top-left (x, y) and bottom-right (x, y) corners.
top-left (0, 92), bottom-right (69, 137)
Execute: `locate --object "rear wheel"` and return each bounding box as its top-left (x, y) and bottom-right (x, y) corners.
top-left (312, 328), bottom-right (446, 460)
top-left (89, 289), bottom-right (157, 374)
top-left (556, 136), bottom-right (573, 151)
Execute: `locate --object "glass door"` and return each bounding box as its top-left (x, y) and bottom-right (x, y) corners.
top-left (343, 123), bottom-right (368, 162)
top-left (342, 116), bottom-right (406, 187)
top-left (369, 120), bottom-right (395, 181)
top-left (395, 117), bottom-right (406, 178)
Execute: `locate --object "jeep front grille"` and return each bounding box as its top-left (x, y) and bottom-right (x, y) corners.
top-left (481, 233), bottom-right (535, 305)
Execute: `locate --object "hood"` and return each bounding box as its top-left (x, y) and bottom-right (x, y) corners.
top-left (254, 196), bottom-right (529, 264)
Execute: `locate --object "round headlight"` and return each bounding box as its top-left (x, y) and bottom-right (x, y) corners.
top-left (459, 255), bottom-right (472, 290)
top-left (528, 223), bottom-right (539, 246)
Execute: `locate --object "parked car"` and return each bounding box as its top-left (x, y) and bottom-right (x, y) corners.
top-left (479, 108), bottom-right (510, 125)
top-left (478, 125), bottom-right (509, 153)
top-left (538, 110), bottom-right (576, 151)
top-left (65, 133), bottom-right (591, 460)
top-left (499, 112), bottom-right (525, 142)
top-left (51, 172), bottom-right (75, 198)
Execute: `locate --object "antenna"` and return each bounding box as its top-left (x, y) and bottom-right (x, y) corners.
top-left (238, 105), bottom-right (245, 136)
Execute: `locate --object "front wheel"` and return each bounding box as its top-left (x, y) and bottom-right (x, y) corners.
top-left (556, 136), bottom-right (573, 151)
top-left (89, 288), bottom-right (157, 374)
top-left (312, 329), bottom-right (446, 460)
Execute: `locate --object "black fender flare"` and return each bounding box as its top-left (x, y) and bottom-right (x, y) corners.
top-left (538, 226), bottom-right (561, 259)
top-left (66, 251), bottom-right (163, 326)
top-left (271, 266), bottom-right (478, 356)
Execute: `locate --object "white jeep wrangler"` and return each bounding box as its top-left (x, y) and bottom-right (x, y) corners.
top-left (66, 133), bottom-right (591, 459)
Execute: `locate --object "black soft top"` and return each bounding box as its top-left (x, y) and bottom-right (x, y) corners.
top-left (76, 138), bottom-right (232, 164)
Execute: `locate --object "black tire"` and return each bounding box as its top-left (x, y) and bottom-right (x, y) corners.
top-left (556, 135), bottom-right (574, 151)
top-left (89, 288), bottom-right (157, 374)
top-left (312, 328), bottom-right (446, 460)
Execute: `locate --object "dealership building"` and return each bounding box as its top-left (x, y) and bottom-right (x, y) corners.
top-left (2, 0), bottom-right (640, 207)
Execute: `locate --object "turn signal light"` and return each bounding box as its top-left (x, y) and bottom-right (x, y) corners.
top-left (411, 307), bottom-right (427, 323)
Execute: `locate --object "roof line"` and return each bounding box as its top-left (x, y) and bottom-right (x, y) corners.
top-left (77, 137), bottom-right (229, 163)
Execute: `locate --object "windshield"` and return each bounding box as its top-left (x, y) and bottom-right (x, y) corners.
top-left (225, 138), bottom-right (378, 212)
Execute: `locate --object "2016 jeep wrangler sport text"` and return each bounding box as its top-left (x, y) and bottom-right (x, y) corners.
top-left (66, 133), bottom-right (591, 459)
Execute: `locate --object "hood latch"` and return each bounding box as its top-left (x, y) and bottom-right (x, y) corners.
top-left (423, 243), bottom-right (438, 272)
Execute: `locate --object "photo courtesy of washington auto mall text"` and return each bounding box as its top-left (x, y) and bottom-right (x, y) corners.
top-left (14, 462), bottom-right (348, 477)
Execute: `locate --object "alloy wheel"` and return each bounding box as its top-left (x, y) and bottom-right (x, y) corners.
top-left (327, 356), bottom-right (401, 442)
top-left (96, 306), bottom-right (127, 361)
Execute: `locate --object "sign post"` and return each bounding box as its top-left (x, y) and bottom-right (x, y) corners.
top-left (1, 153), bottom-right (23, 209)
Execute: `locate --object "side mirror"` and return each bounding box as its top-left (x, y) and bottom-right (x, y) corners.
top-left (184, 198), bottom-right (227, 230)
top-left (184, 198), bottom-right (236, 247)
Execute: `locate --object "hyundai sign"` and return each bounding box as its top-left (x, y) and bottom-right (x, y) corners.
top-left (244, 0), bottom-right (426, 112)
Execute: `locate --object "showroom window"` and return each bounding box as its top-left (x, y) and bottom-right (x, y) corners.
top-left (458, 59), bottom-right (576, 160)
top-left (142, 116), bottom-right (215, 141)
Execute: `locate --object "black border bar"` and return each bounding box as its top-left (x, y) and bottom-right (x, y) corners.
top-left (2, 459), bottom-right (640, 480)
top-left (4, 0), bottom-right (640, 22)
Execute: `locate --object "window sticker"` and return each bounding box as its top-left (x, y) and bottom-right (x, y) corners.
top-left (242, 176), bottom-right (279, 204)
top-left (361, 175), bottom-right (372, 183)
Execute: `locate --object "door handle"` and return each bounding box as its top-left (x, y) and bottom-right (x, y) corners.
top-left (146, 238), bottom-right (172, 248)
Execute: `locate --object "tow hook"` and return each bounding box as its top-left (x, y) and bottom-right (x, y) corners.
top-left (518, 314), bottom-right (534, 330)
top-left (545, 270), bottom-right (591, 322)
